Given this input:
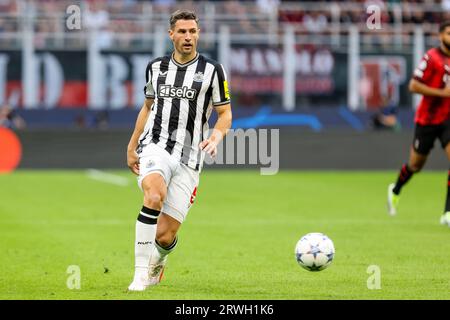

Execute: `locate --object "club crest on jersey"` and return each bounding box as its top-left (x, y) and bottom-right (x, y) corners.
top-left (193, 72), bottom-right (204, 82)
top-left (158, 84), bottom-right (197, 100)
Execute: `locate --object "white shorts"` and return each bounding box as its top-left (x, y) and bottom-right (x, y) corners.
top-left (137, 143), bottom-right (200, 223)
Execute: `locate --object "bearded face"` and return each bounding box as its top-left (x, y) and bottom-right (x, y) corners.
top-left (440, 27), bottom-right (450, 51)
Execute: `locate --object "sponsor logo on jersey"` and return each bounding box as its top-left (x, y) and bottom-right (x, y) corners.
top-left (158, 84), bottom-right (197, 100)
top-left (159, 71), bottom-right (168, 77)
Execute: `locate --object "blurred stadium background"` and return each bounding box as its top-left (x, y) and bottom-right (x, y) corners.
top-left (1, 0), bottom-right (450, 301)
top-left (0, 0), bottom-right (448, 169)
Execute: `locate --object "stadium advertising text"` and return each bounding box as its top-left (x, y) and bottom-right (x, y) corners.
top-left (0, 47), bottom-right (336, 109)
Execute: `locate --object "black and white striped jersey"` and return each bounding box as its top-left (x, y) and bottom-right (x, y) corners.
top-left (137, 52), bottom-right (231, 171)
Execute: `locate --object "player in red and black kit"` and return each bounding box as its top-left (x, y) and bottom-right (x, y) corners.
top-left (387, 21), bottom-right (450, 227)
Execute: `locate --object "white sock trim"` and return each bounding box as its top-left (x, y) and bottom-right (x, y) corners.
top-left (139, 211), bottom-right (159, 219)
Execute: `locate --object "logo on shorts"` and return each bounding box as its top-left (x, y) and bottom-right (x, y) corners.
top-left (188, 187), bottom-right (198, 207)
top-left (146, 160), bottom-right (154, 168)
top-left (414, 139), bottom-right (420, 150)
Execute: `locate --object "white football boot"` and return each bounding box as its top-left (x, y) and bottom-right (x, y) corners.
top-left (128, 267), bottom-right (151, 291)
top-left (148, 247), bottom-right (167, 286)
top-left (387, 183), bottom-right (399, 216)
top-left (440, 212), bottom-right (450, 227)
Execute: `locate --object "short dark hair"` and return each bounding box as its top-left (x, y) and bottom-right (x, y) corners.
top-left (439, 21), bottom-right (450, 33)
top-left (169, 10), bottom-right (198, 29)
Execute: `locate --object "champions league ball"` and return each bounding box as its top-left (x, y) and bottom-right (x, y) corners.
top-left (295, 233), bottom-right (335, 271)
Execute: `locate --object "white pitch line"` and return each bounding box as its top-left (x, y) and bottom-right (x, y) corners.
top-left (86, 169), bottom-right (130, 187)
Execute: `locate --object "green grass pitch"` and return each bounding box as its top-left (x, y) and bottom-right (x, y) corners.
top-left (0, 170), bottom-right (449, 300)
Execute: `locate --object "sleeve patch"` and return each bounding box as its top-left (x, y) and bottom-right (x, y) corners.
top-left (223, 80), bottom-right (230, 100)
top-left (414, 69), bottom-right (424, 78)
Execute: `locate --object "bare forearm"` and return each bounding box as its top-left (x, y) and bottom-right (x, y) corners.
top-left (127, 100), bottom-right (152, 152)
top-left (210, 110), bottom-right (232, 143)
top-left (409, 79), bottom-right (450, 98)
top-left (199, 105), bottom-right (232, 157)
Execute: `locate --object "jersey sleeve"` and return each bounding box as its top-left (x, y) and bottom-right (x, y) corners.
top-left (211, 63), bottom-right (231, 106)
top-left (413, 52), bottom-right (436, 84)
top-left (143, 62), bottom-right (155, 99)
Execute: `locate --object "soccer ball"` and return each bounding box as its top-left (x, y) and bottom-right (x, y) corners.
top-left (295, 233), bottom-right (335, 271)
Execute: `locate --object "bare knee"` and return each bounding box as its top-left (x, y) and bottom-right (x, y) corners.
top-left (155, 214), bottom-right (180, 248)
top-left (142, 174), bottom-right (167, 210)
top-left (408, 162), bottom-right (424, 173)
top-left (156, 231), bottom-right (176, 248)
top-left (144, 190), bottom-right (165, 210)
top-left (408, 147), bottom-right (428, 173)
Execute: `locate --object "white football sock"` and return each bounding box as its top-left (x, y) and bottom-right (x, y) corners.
top-left (134, 206), bottom-right (160, 271)
top-left (155, 236), bottom-right (178, 259)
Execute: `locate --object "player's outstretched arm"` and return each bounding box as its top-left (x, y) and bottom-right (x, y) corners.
top-left (200, 103), bottom-right (232, 158)
top-left (409, 78), bottom-right (450, 98)
top-left (127, 98), bottom-right (154, 175)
